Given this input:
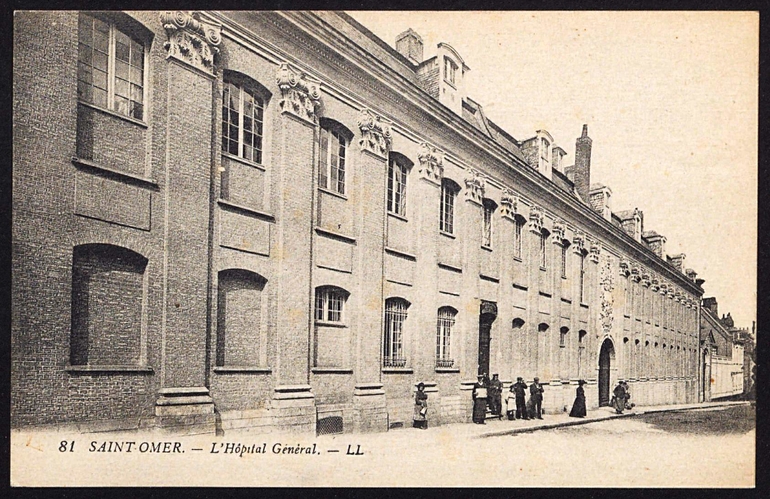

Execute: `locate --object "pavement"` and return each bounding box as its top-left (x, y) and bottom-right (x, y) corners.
top-left (426, 399), bottom-right (752, 439)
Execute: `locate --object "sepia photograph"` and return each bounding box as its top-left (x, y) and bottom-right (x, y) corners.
top-left (11, 10), bottom-right (757, 487)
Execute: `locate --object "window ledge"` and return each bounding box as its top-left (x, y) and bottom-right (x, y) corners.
top-left (78, 100), bottom-right (148, 128)
top-left (580, 303), bottom-right (589, 309)
top-left (311, 367), bottom-right (353, 374)
top-left (444, 78), bottom-right (457, 90)
top-left (221, 151), bottom-right (266, 171)
top-left (314, 321), bottom-right (347, 328)
top-left (318, 186), bottom-right (348, 200)
top-left (540, 266), bottom-right (547, 272)
top-left (217, 199), bottom-right (275, 222)
top-left (561, 298), bottom-right (572, 304)
top-left (66, 364), bottom-right (153, 373)
top-left (481, 245), bottom-right (493, 252)
top-left (387, 212), bottom-right (409, 223)
top-left (513, 256), bottom-right (523, 263)
top-left (624, 314), bottom-right (631, 319)
top-left (439, 230), bottom-right (456, 239)
top-left (382, 367), bottom-right (414, 374)
top-left (385, 247), bottom-right (416, 261)
top-left (435, 367), bottom-right (460, 373)
top-left (213, 366), bottom-right (272, 374)
top-left (72, 157), bottom-right (158, 189)
top-left (315, 226), bottom-right (356, 244)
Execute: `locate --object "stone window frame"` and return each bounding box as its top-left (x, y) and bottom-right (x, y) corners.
top-left (77, 12), bottom-right (150, 123)
top-left (383, 297), bottom-right (410, 367)
top-left (221, 74), bottom-right (269, 165)
top-left (318, 118), bottom-right (353, 197)
top-left (314, 285), bottom-right (349, 325)
top-left (436, 306), bottom-right (457, 367)
top-left (444, 56), bottom-right (458, 86)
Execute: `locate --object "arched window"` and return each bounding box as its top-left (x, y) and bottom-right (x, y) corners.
top-left (436, 306), bottom-right (457, 367)
top-left (314, 286), bottom-right (348, 324)
top-left (387, 153), bottom-right (411, 216)
top-left (482, 198), bottom-right (497, 248)
top-left (222, 75), bottom-right (267, 164)
top-left (383, 298), bottom-right (410, 367)
top-left (217, 269), bottom-right (267, 367)
top-left (560, 326), bottom-right (569, 348)
top-left (512, 318), bottom-right (526, 329)
top-left (539, 228), bottom-right (550, 269)
top-left (440, 178), bottom-right (460, 234)
top-left (538, 323), bottom-right (550, 333)
top-left (578, 330), bottom-right (587, 349)
top-left (78, 13), bottom-right (148, 121)
top-left (318, 119), bottom-right (352, 195)
top-left (71, 244), bottom-right (148, 366)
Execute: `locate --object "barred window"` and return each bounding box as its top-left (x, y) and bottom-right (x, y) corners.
top-left (482, 199), bottom-right (496, 248)
top-left (440, 179), bottom-right (459, 234)
top-left (436, 307), bottom-right (457, 366)
top-left (384, 298), bottom-right (409, 367)
top-left (319, 125), bottom-right (347, 195)
top-left (222, 81), bottom-right (264, 163)
top-left (315, 287), bottom-right (347, 323)
top-left (387, 156), bottom-right (409, 216)
top-left (78, 13), bottom-right (145, 121)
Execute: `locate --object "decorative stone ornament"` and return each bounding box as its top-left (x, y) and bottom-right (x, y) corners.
top-left (619, 259), bottom-right (630, 277)
top-left (357, 108), bottom-right (392, 158)
top-left (276, 62), bottom-right (322, 123)
top-left (463, 168), bottom-right (485, 204)
top-left (589, 241), bottom-right (601, 263)
top-left (659, 283), bottom-right (668, 295)
top-left (552, 219), bottom-right (566, 245)
top-left (417, 143), bottom-right (444, 183)
top-left (630, 265), bottom-right (641, 282)
top-left (641, 272), bottom-right (651, 287)
top-left (651, 276), bottom-right (660, 292)
top-left (161, 12), bottom-right (222, 75)
top-left (499, 189), bottom-right (519, 219)
top-left (600, 254), bottom-right (615, 335)
top-left (572, 231), bottom-right (585, 255)
top-left (529, 205), bottom-right (544, 233)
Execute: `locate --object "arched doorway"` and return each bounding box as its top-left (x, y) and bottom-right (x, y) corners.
top-left (478, 301), bottom-right (498, 377)
top-left (598, 338), bottom-right (615, 406)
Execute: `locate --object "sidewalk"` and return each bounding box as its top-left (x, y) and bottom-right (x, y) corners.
top-left (471, 400), bottom-right (751, 438)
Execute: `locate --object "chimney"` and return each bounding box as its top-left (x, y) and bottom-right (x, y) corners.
top-left (668, 253), bottom-right (686, 273)
top-left (642, 230), bottom-right (667, 259)
top-left (573, 124), bottom-right (592, 202)
top-left (702, 297), bottom-right (718, 316)
top-left (618, 208), bottom-right (643, 242)
top-left (685, 268), bottom-right (698, 282)
top-left (396, 29), bottom-right (423, 65)
top-left (589, 183), bottom-right (612, 221)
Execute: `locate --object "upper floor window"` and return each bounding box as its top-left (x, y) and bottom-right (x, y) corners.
top-left (436, 307), bottom-right (457, 367)
top-left (388, 155), bottom-right (409, 216)
top-left (482, 199), bottom-right (496, 248)
top-left (513, 217), bottom-right (523, 259)
top-left (319, 124), bottom-right (347, 195)
top-left (384, 298), bottom-right (410, 367)
top-left (560, 243), bottom-right (569, 278)
top-left (314, 286), bottom-right (347, 323)
top-left (222, 80), bottom-right (264, 163)
top-left (444, 57), bottom-right (458, 85)
top-left (440, 178), bottom-right (460, 234)
top-left (78, 13), bottom-right (145, 121)
top-left (539, 229), bottom-right (549, 269)
top-left (541, 138), bottom-right (550, 161)
top-left (579, 251), bottom-right (587, 303)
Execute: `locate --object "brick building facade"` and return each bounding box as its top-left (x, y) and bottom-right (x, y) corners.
top-left (12, 11), bottom-right (705, 434)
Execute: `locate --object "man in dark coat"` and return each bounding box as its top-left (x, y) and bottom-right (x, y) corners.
top-left (529, 377), bottom-right (544, 419)
top-left (612, 380), bottom-right (627, 414)
top-left (512, 377), bottom-right (529, 420)
top-left (489, 374), bottom-right (503, 417)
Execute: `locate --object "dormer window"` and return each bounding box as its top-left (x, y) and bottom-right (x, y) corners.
top-left (444, 57), bottom-right (457, 86)
top-left (541, 138), bottom-right (550, 162)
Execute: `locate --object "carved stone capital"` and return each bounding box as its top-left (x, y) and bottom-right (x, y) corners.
top-left (659, 283), bottom-right (668, 295)
top-left (641, 272), bottom-right (651, 287)
top-left (589, 241), bottom-right (601, 263)
top-left (529, 205), bottom-right (544, 234)
top-left (276, 62), bottom-right (322, 123)
top-left (651, 276), bottom-right (660, 292)
top-left (500, 189), bottom-right (519, 219)
top-left (160, 12), bottom-right (221, 75)
top-left (463, 168), bottom-right (485, 204)
top-left (572, 231), bottom-right (586, 255)
top-left (552, 219), bottom-right (566, 245)
top-left (417, 143), bottom-right (444, 184)
top-left (619, 259), bottom-right (630, 277)
top-left (357, 108), bottom-right (391, 158)
top-left (630, 266), bottom-right (641, 282)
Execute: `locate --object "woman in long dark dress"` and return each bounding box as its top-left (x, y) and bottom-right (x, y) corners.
top-left (569, 379), bottom-right (587, 418)
top-left (471, 375), bottom-right (488, 424)
top-left (413, 382), bottom-right (428, 429)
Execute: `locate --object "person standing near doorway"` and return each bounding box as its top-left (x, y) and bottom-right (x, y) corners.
top-left (489, 374), bottom-right (503, 417)
top-left (512, 377), bottom-right (529, 420)
top-left (529, 377), bottom-right (544, 419)
top-left (472, 374), bottom-right (488, 424)
top-left (612, 380), bottom-right (627, 414)
top-left (413, 382), bottom-right (428, 429)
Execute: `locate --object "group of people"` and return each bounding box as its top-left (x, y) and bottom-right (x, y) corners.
top-left (413, 375), bottom-right (623, 429)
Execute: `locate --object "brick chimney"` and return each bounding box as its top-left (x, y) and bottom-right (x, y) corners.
top-left (702, 297), bottom-right (718, 316)
top-left (667, 253), bottom-right (686, 273)
top-left (589, 183), bottom-right (612, 221)
top-left (396, 29), bottom-right (423, 65)
top-left (573, 124), bottom-right (592, 202)
top-left (642, 230), bottom-right (667, 259)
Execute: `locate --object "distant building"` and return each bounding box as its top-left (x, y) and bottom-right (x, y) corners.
top-left (13, 11), bottom-right (704, 434)
top-left (699, 298), bottom-right (744, 400)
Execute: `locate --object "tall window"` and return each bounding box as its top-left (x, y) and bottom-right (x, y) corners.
top-left (444, 57), bottom-right (457, 85)
top-left (560, 327), bottom-right (569, 348)
top-left (384, 298), bottom-right (409, 367)
top-left (561, 244), bottom-right (568, 278)
top-left (78, 13), bottom-right (145, 121)
top-left (387, 156), bottom-right (408, 216)
top-left (222, 81), bottom-right (264, 163)
top-left (513, 218), bottom-right (523, 259)
top-left (482, 199), bottom-right (496, 248)
top-left (539, 230), bottom-right (549, 269)
top-left (436, 307), bottom-right (457, 367)
top-left (319, 125), bottom-right (347, 195)
top-left (579, 252), bottom-right (587, 303)
top-left (315, 287), bottom-right (347, 323)
top-left (440, 179), bottom-right (459, 234)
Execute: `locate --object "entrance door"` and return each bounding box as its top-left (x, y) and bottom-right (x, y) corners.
top-left (598, 339), bottom-right (613, 406)
top-left (478, 301), bottom-right (498, 377)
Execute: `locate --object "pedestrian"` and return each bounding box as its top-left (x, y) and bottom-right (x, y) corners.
top-left (472, 374), bottom-right (488, 424)
top-left (512, 377), bottom-right (529, 420)
top-left (569, 379), bottom-right (587, 418)
top-left (622, 380), bottom-right (635, 410)
top-left (612, 380), bottom-right (627, 414)
top-left (529, 377), bottom-right (544, 419)
top-left (505, 385), bottom-right (517, 421)
top-left (413, 382), bottom-right (428, 429)
top-left (489, 374), bottom-right (503, 417)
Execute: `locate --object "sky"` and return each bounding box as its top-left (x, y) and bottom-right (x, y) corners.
top-left (348, 11), bottom-right (757, 330)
